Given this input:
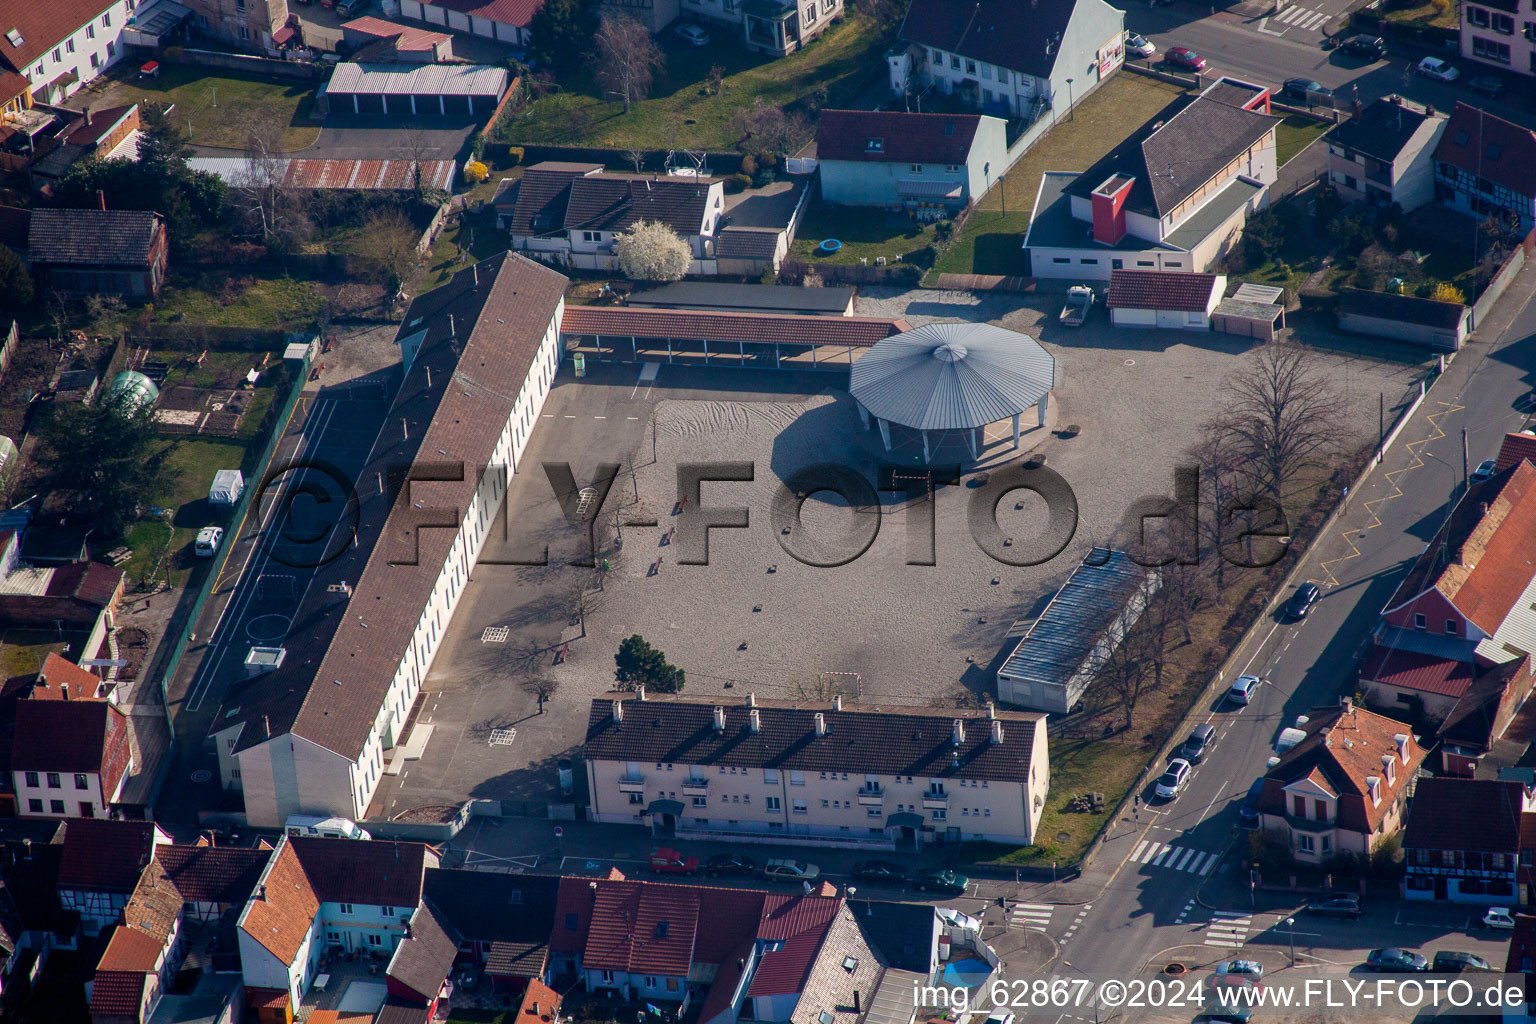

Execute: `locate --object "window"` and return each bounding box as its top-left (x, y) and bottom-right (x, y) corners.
top-left (66, 39), bottom-right (74, 53)
top-left (1320, 834), bottom-right (1333, 854)
top-left (766, 796), bottom-right (781, 811)
top-left (1187, 312), bottom-right (1203, 325)
top-left (1473, 36), bottom-right (1512, 61)
top-left (931, 49), bottom-right (942, 63)
top-left (667, 978), bottom-right (680, 992)
top-left (629, 792), bottom-right (644, 804)
top-left (74, 774), bottom-right (88, 790)
top-left (51, 48), bottom-right (60, 62)
top-left (1165, 261), bottom-right (1182, 268)
top-left (26, 800), bottom-right (40, 813)
top-left (821, 799), bottom-right (830, 807)
top-left (1494, 11), bottom-right (1514, 30)
top-left (49, 800), bottom-right (64, 814)
top-left (944, 164), bottom-right (962, 172)
top-left (692, 796), bottom-right (707, 807)
top-left (997, 68), bottom-right (1008, 83)
top-left (1414, 613), bottom-right (1427, 629)
top-left (909, 164), bottom-right (923, 174)
top-left (368, 934), bottom-right (383, 947)
top-left (1526, 21), bottom-right (1536, 40)
top-left (1298, 834), bottom-right (1315, 853)
top-left (1470, 5), bottom-right (1490, 24)
top-left (1293, 795), bottom-right (1306, 817)
top-left (868, 806), bottom-right (882, 817)
top-left (790, 772), bottom-right (805, 786)
top-left (1136, 260), bottom-right (1155, 267)
top-left (965, 59), bottom-right (976, 73)
top-left (980, 63), bottom-right (992, 79)
top-left (1314, 799), bottom-right (1328, 820)
top-left (23, 772), bottom-right (37, 788)
top-left (1446, 619), bottom-right (1457, 635)
top-left (950, 54), bottom-right (960, 69)
top-left (932, 808), bottom-right (946, 820)
top-left (238, 24), bottom-right (250, 40)
top-left (340, 903), bottom-right (354, 914)
top-left (46, 774), bottom-right (59, 789)
top-left (824, 0), bottom-right (835, 14)
top-left (565, 913), bottom-right (579, 930)
top-left (1079, 258), bottom-right (1098, 265)
top-left (1052, 257), bottom-right (1071, 264)
top-left (645, 977), bottom-right (658, 988)
top-left (1112, 259), bottom-right (1124, 270)
top-left (382, 906), bottom-right (394, 917)
top-left (86, 23), bottom-right (96, 39)
top-left (803, 3), bottom-right (815, 25)
top-left (792, 798), bottom-right (807, 814)
top-left (102, 11), bottom-right (112, 25)
top-left (90, 53), bottom-right (99, 69)
top-left (601, 970), bottom-right (616, 984)
top-left (582, 231), bottom-right (601, 243)
top-left (764, 769), bottom-right (779, 784)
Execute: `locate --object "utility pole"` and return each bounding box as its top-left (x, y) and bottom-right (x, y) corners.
top-left (1462, 427), bottom-right (1469, 492)
top-left (1379, 392), bottom-right (1384, 454)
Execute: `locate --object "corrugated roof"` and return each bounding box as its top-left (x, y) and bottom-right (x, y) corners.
top-left (188, 156), bottom-right (456, 191)
top-left (561, 306), bottom-right (906, 348)
top-left (1360, 645), bottom-right (1476, 698)
top-left (327, 62), bottom-right (508, 98)
top-left (848, 321), bottom-right (1054, 431)
top-left (999, 549), bottom-right (1156, 687)
top-left (420, 0), bottom-right (543, 26)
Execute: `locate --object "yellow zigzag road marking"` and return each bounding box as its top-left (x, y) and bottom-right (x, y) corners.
top-left (1315, 401), bottom-right (1464, 589)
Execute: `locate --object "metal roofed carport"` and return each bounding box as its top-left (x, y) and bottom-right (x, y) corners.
top-left (996, 549), bottom-right (1161, 714)
top-left (324, 63), bottom-right (509, 117)
top-left (848, 321), bottom-right (1056, 462)
top-left (865, 969), bottom-right (926, 1024)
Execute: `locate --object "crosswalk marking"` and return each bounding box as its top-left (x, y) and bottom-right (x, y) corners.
top-left (1273, 5), bottom-right (1329, 29)
top-left (1172, 848), bottom-right (1197, 872)
top-left (1132, 840), bottom-right (1218, 875)
top-left (1205, 912), bottom-right (1253, 948)
top-left (1009, 902), bottom-right (1054, 932)
top-left (1131, 839), bottom-right (1149, 862)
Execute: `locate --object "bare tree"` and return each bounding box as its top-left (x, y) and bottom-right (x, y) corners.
top-left (350, 208), bottom-right (420, 292)
top-left (594, 14), bottom-right (664, 114)
top-left (731, 99), bottom-right (811, 158)
top-left (521, 677), bottom-right (561, 714)
top-left (1089, 574), bottom-right (1166, 731)
top-left (399, 135), bottom-right (437, 198)
top-left (234, 117), bottom-right (296, 246)
top-left (1215, 343), bottom-right (1344, 509)
top-left (623, 148), bottom-right (647, 173)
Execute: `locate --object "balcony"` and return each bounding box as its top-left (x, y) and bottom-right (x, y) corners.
top-left (618, 775), bottom-right (646, 793)
top-left (857, 786), bottom-right (885, 806)
top-left (682, 779), bottom-right (709, 795)
top-left (921, 792), bottom-right (949, 809)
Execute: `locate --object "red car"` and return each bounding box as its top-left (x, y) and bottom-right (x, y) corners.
top-left (648, 848), bottom-right (699, 875)
top-left (1165, 46), bottom-right (1207, 71)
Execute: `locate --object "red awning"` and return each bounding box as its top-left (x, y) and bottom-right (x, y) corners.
top-left (272, 25), bottom-right (297, 45)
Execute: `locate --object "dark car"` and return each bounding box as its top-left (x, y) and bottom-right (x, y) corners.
top-left (1283, 78), bottom-right (1332, 103)
top-left (1165, 46), bottom-right (1207, 71)
top-left (705, 853), bottom-right (756, 877)
top-left (851, 860), bottom-right (909, 883)
top-left (1432, 951), bottom-right (1494, 973)
top-left (913, 868), bottom-right (969, 895)
top-left (1341, 34), bottom-right (1386, 59)
top-left (1285, 582), bottom-right (1320, 620)
top-left (1468, 75), bottom-right (1505, 97)
top-left (1305, 893), bottom-right (1361, 918)
top-left (1238, 778), bottom-right (1264, 827)
top-left (1366, 948), bottom-right (1429, 972)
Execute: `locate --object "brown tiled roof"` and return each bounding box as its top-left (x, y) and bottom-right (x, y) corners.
top-left (486, 940), bottom-right (545, 977)
top-left (341, 15), bottom-right (453, 49)
top-left (815, 110), bottom-right (983, 165)
top-left (1360, 645), bottom-right (1476, 698)
top-left (0, 0), bottom-right (120, 70)
top-left (11, 698), bottom-right (131, 790)
top-left (560, 307), bottom-right (907, 348)
top-left (387, 903), bottom-right (458, 1002)
top-left (223, 254), bottom-right (567, 760)
top-left (33, 653), bottom-right (103, 699)
top-left (421, 0), bottom-right (544, 27)
top-left (898, 0), bottom-right (1078, 78)
top-left (58, 819), bottom-right (157, 893)
top-left (715, 227), bottom-right (783, 260)
top-left (1496, 432), bottom-right (1536, 474)
top-left (1106, 270), bottom-right (1221, 312)
top-left (290, 837), bottom-right (428, 907)
top-left (246, 987), bottom-right (292, 1011)
top-left (1435, 103), bottom-right (1536, 200)
top-left (1384, 461), bottom-right (1536, 635)
top-left (27, 209), bottom-right (162, 268)
top-left (507, 163), bottom-right (603, 234)
top-left (1404, 777), bottom-right (1524, 852)
top-left (88, 969), bottom-right (146, 1017)
top-left (584, 694), bottom-right (1044, 783)
top-left (45, 560), bottom-right (123, 606)
top-left (98, 860), bottom-right (182, 971)
top-left (61, 105), bottom-right (137, 150)
top-left (423, 868), bottom-right (559, 944)
top-left (1256, 703), bottom-right (1425, 833)
top-left (0, 71), bottom-right (28, 108)
top-left (563, 174), bottom-right (719, 237)
top-left (239, 842), bottom-right (320, 964)
top-left (156, 845), bottom-right (269, 906)
top-left (377, 999), bottom-right (434, 1024)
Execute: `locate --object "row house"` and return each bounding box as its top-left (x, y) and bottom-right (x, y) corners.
top-left (1459, 0), bottom-right (1536, 77)
top-left (1433, 103), bottom-right (1536, 236)
top-left (1325, 95), bottom-right (1447, 210)
top-left (673, 0), bottom-right (842, 56)
top-left (58, 819), bottom-right (172, 936)
top-left (584, 692), bottom-right (1049, 848)
top-left (0, 0), bottom-right (133, 108)
top-left (87, 860), bottom-right (185, 1024)
top-left (11, 686), bottom-right (132, 820)
top-left (1403, 777), bottom-right (1529, 903)
top-left (179, 0), bottom-right (289, 53)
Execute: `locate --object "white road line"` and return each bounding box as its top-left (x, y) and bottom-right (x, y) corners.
top-left (1214, 911), bottom-right (1252, 920)
top-left (1200, 853), bottom-right (1219, 875)
top-left (1131, 839), bottom-right (1149, 862)
top-left (1172, 848), bottom-right (1198, 872)
top-left (1256, 17), bottom-right (1286, 34)
top-left (1140, 841), bottom-right (1162, 863)
top-left (1277, 6), bottom-right (1306, 22)
top-left (1300, 10), bottom-right (1329, 28)
top-left (1151, 846), bottom-right (1172, 866)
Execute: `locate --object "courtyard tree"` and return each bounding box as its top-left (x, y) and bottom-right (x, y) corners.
top-left (529, 0), bottom-right (598, 76)
top-left (350, 208), bottom-right (420, 295)
top-left (37, 388), bottom-right (174, 539)
top-left (615, 220), bottom-right (692, 281)
top-left (615, 634), bottom-right (685, 693)
top-left (594, 14), bottom-right (665, 114)
top-left (521, 677), bottom-right (561, 714)
top-left (0, 244), bottom-right (33, 310)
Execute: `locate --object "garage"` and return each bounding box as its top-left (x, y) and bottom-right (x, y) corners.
top-left (1106, 268), bottom-right (1226, 330)
top-left (323, 62), bottom-right (508, 120)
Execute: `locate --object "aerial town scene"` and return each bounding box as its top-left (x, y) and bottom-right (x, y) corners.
top-left (0, 0), bottom-right (1535, 1020)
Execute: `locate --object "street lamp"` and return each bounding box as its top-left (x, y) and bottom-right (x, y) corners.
top-left (1285, 916), bottom-right (1296, 964)
top-left (1066, 78), bottom-right (1075, 121)
top-left (1060, 961), bottom-right (1100, 1024)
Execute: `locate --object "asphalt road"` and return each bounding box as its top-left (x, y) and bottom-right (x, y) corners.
top-left (1030, 267), bottom-right (1536, 1014)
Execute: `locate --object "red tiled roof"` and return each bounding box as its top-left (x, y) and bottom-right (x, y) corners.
top-left (342, 16), bottom-right (452, 50)
top-left (156, 845), bottom-right (269, 906)
top-left (98, 862), bottom-right (181, 971)
top-left (815, 110), bottom-right (983, 166)
top-left (88, 969), bottom-right (146, 1017)
top-left (0, 0), bottom-right (119, 71)
top-left (1403, 777), bottom-right (1524, 852)
top-left (58, 819), bottom-right (157, 893)
top-left (517, 979), bottom-right (562, 1024)
top-left (1434, 103), bottom-right (1536, 201)
top-left (247, 987), bottom-right (292, 1011)
top-left (239, 842), bottom-right (321, 964)
top-left (1106, 270), bottom-right (1222, 313)
top-left (748, 893), bottom-right (841, 996)
top-left (44, 561), bottom-right (123, 607)
top-left (561, 307), bottom-right (908, 348)
top-left (1496, 432), bottom-right (1536, 474)
top-left (12, 698), bottom-right (131, 791)
top-left (420, 0), bottom-right (543, 28)
top-left (32, 653), bottom-right (102, 699)
top-left (1360, 645), bottom-right (1476, 698)
top-left (0, 71), bottom-right (28, 107)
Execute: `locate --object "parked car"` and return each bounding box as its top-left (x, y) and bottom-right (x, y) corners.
top-left (1285, 582), bottom-right (1321, 620)
top-left (1238, 778), bottom-right (1265, 827)
top-left (763, 859), bottom-right (819, 881)
top-left (1216, 959), bottom-right (1265, 977)
top-left (335, 0), bottom-right (369, 14)
top-left (1165, 46), bottom-right (1207, 71)
top-left (1155, 758), bottom-right (1192, 799)
top-left (1283, 78), bottom-right (1332, 103)
top-left (1305, 893), bottom-right (1361, 918)
top-left (648, 847), bottom-right (699, 875)
top-left (913, 867), bottom-right (968, 894)
top-left (195, 526), bottom-right (225, 557)
top-left (1468, 75), bottom-right (1505, 97)
top-left (980, 1011), bottom-right (1015, 1024)
top-left (1182, 722), bottom-right (1218, 763)
top-left (674, 22), bottom-right (711, 45)
top-left (1366, 948), bottom-right (1429, 972)
top-left (706, 853), bottom-right (756, 877)
top-left (1126, 33), bottom-right (1156, 57)
top-left (1432, 951), bottom-right (1493, 973)
top-left (1341, 34), bottom-right (1386, 58)
top-left (1472, 458), bottom-right (1498, 482)
top-left (851, 860), bottom-right (908, 883)
top-left (1482, 907), bottom-right (1517, 930)
top-left (1226, 675), bottom-right (1263, 706)
top-left (1417, 56), bottom-right (1460, 81)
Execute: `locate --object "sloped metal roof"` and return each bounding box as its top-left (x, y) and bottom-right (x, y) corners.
top-left (998, 549), bottom-right (1155, 687)
top-left (328, 62), bottom-right (507, 97)
top-left (848, 321), bottom-right (1055, 431)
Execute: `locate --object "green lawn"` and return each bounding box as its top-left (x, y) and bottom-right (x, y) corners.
top-left (1276, 113), bottom-right (1330, 168)
top-left (89, 64), bottom-right (322, 151)
top-left (933, 74), bottom-right (1189, 278)
top-left (1384, 0), bottom-right (1458, 28)
top-left (788, 205), bottom-right (938, 266)
top-left (417, 208), bottom-right (510, 292)
top-left (504, 15), bottom-right (886, 150)
top-left (0, 630), bottom-right (72, 681)
top-left (153, 276), bottom-right (326, 331)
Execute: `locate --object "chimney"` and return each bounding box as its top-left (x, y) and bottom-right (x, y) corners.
top-left (952, 719), bottom-right (965, 745)
top-left (749, 708), bottom-right (760, 733)
top-left (990, 720), bottom-right (1004, 745)
top-left (612, 700), bottom-right (624, 723)
top-left (256, 883), bottom-right (266, 901)
top-left (1340, 696), bottom-right (1353, 714)
top-left (1089, 174), bottom-right (1134, 245)
top-left (713, 706), bottom-right (726, 731)
top-left (449, 312), bottom-right (456, 338)
top-left (832, 694), bottom-right (842, 711)
top-left (986, 702), bottom-right (996, 720)
top-left (62, 685), bottom-right (69, 701)
top-left (1394, 733), bottom-right (1410, 764)
top-left (746, 692), bottom-right (756, 707)
top-left (637, 684), bottom-right (646, 701)
top-left (84, 106), bottom-right (91, 126)
top-left (96, 189), bottom-right (106, 212)
top-left (814, 712), bottom-right (827, 737)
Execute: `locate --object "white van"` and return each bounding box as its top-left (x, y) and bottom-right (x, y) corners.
top-left (284, 814), bottom-right (371, 840)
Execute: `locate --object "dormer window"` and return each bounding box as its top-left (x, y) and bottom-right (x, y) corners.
top-left (865, 138), bottom-right (883, 153)
top-left (4, 29), bottom-right (22, 48)
top-left (1366, 776), bottom-right (1381, 805)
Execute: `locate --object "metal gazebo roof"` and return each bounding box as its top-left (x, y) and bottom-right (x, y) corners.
top-left (848, 322), bottom-right (1056, 431)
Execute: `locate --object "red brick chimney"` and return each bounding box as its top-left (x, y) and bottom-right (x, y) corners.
top-left (97, 189), bottom-right (106, 211)
top-left (1089, 173), bottom-right (1134, 246)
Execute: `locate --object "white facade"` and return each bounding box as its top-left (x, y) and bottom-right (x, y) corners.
top-left (13, 1), bottom-right (132, 105)
top-left (1328, 113), bottom-right (1447, 211)
top-left (1459, 1), bottom-right (1536, 77)
top-left (14, 768), bottom-right (116, 819)
top-left (512, 181), bottom-right (727, 277)
top-left (224, 289), bottom-right (565, 828)
top-left (1110, 275), bottom-right (1226, 329)
top-left (818, 116), bottom-right (1009, 211)
top-left (400, 0), bottom-right (531, 44)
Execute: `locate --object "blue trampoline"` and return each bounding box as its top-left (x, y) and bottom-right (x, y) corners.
top-left (818, 238), bottom-right (843, 254)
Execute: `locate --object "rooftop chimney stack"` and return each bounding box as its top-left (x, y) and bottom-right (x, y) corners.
top-left (749, 708), bottom-right (761, 733)
top-left (97, 189), bottom-right (106, 211)
top-left (637, 685), bottom-right (646, 701)
top-left (832, 694), bottom-right (842, 711)
top-left (952, 719), bottom-right (965, 745)
top-left (814, 712), bottom-right (827, 737)
top-left (713, 706), bottom-right (726, 731)
top-left (747, 692), bottom-right (756, 707)
top-left (612, 700), bottom-right (624, 723)
top-left (990, 720), bottom-right (1004, 745)
top-left (986, 702), bottom-right (996, 720)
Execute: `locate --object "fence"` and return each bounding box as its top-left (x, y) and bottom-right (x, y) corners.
top-left (128, 325), bottom-right (290, 351)
top-left (148, 340), bottom-right (313, 714)
top-left (780, 256), bottom-right (923, 286)
top-left (165, 46), bottom-right (328, 81)
top-left (1469, 229), bottom-right (1536, 331)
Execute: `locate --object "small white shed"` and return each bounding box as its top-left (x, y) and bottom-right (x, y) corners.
top-left (1106, 269), bottom-right (1227, 329)
top-left (209, 470), bottom-right (245, 506)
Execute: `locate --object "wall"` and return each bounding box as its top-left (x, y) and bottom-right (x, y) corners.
top-left (182, 0), bottom-right (288, 51)
top-left (1458, 3), bottom-right (1536, 78)
top-left (1030, 244), bottom-right (1192, 281)
top-left (14, 769), bottom-right (107, 818)
top-left (818, 160), bottom-right (968, 208)
top-left (164, 47), bottom-right (324, 81)
top-left (1339, 311), bottom-right (1464, 351)
top-left (1470, 229), bottom-right (1535, 332)
top-left (1048, 0), bottom-right (1125, 128)
top-left (1394, 116), bottom-right (1449, 213)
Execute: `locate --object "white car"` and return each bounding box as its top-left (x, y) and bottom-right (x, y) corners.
top-left (195, 526), bottom-right (224, 557)
top-left (1126, 33), bottom-right (1156, 58)
top-left (762, 858), bottom-right (819, 881)
top-left (981, 1012), bottom-right (1015, 1024)
top-left (1417, 56), bottom-right (1460, 81)
top-left (1155, 758), bottom-right (1192, 799)
top-left (1227, 675), bottom-right (1263, 706)
top-left (1472, 458), bottom-right (1498, 482)
top-left (674, 23), bottom-right (711, 46)
top-left (1483, 907), bottom-right (1517, 930)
